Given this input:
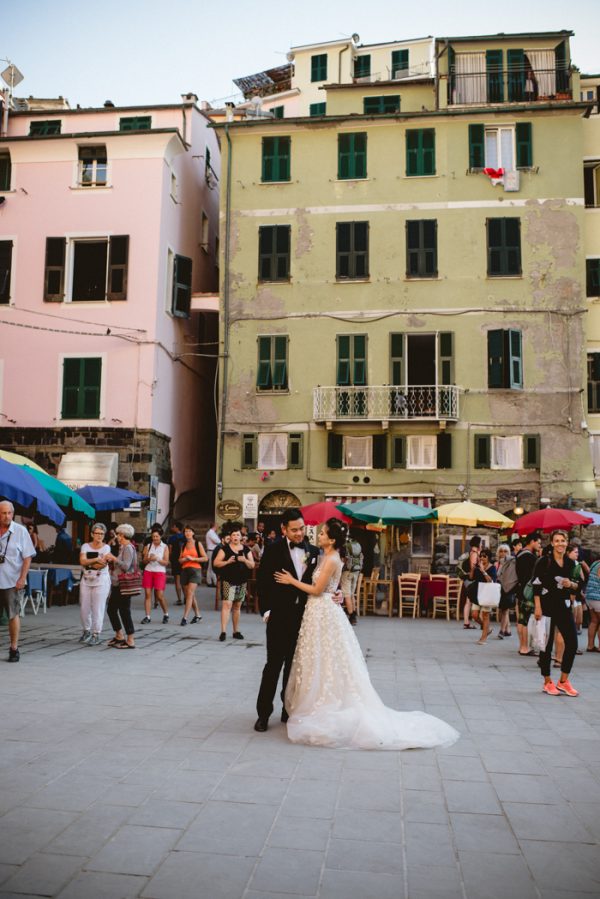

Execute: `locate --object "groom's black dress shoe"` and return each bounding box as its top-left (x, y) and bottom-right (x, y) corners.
top-left (254, 718), bottom-right (269, 732)
top-left (281, 709), bottom-right (289, 723)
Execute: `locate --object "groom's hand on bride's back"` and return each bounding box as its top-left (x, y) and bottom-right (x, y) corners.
top-left (333, 590), bottom-right (344, 605)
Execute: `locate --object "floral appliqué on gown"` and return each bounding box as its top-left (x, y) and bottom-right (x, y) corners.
top-left (285, 554), bottom-right (459, 750)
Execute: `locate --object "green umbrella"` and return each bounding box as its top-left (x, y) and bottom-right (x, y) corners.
top-left (337, 498), bottom-right (436, 525)
top-left (20, 465), bottom-right (95, 519)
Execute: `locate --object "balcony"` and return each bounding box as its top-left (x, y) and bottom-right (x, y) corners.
top-left (449, 66), bottom-right (571, 106)
top-left (313, 385), bottom-right (460, 422)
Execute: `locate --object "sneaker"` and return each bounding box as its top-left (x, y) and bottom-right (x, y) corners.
top-left (140, 616), bottom-right (151, 624)
top-left (180, 617), bottom-right (187, 626)
top-left (542, 680), bottom-right (560, 695)
top-left (191, 615), bottom-right (202, 623)
top-left (8, 647), bottom-right (19, 663)
top-left (162, 614), bottom-right (169, 624)
top-left (556, 679), bottom-right (579, 697)
top-left (232, 631), bottom-right (244, 640)
top-left (79, 630), bottom-right (91, 643)
top-left (219, 632), bottom-right (226, 641)
top-left (88, 634), bottom-right (100, 646)
top-left (349, 612), bottom-right (357, 626)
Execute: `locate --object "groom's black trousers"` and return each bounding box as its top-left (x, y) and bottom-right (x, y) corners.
top-left (256, 613), bottom-right (302, 720)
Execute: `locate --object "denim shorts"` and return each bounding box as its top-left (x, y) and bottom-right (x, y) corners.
top-left (0, 587), bottom-right (21, 620)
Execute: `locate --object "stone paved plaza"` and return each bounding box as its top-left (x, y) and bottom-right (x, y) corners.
top-left (1, 586), bottom-right (600, 899)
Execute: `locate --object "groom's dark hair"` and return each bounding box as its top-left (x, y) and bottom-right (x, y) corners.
top-left (281, 508), bottom-right (303, 527)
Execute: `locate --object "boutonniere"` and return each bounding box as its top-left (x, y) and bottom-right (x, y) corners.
top-left (301, 552), bottom-right (309, 565)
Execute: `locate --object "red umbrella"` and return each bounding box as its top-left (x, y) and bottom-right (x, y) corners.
top-left (299, 501), bottom-right (353, 526)
top-left (511, 508), bottom-right (594, 535)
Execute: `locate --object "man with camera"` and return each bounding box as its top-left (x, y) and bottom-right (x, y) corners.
top-left (0, 500), bottom-right (36, 662)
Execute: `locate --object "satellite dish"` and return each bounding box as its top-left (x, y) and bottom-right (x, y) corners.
top-left (352, 33), bottom-right (360, 43)
top-left (286, 52), bottom-right (295, 62)
top-left (1, 64), bottom-right (24, 89)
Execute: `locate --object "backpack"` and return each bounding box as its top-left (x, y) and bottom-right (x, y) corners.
top-left (523, 555), bottom-right (550, 602)
top-left (498, 556), bottom-right (519, 593)
top-left (344, 539), bottom-right (363, 572)
top-left (456, 553), bottom-right (471, 581)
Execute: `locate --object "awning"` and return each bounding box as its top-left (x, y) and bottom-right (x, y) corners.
top-left (326, 493), bottom-right (433, 509)
top-left (57, 452), bottom-right (119, 490)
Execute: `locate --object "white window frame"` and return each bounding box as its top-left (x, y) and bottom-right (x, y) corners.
top-left (490, 435), bottom-right (523, 470)
top-left (57, 351), bottom-right (107, 423)
top-left (484, 125), bottom-right (516, 172)
top-left (258, 433), bottom-right (288, 470)
top-left (343, 435), bottom-right (373, 470)
top-left (64, 235), bottom-right (114, 304)
top-left (449, 535), bottom-right (489, 564)
top-left (406, 435), bottom-right (437, 470)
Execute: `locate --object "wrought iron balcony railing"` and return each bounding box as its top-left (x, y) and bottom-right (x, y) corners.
top-left (449, 66), bottom-right (571, 106)
top-left (313, 385), bottom-right (460, 422)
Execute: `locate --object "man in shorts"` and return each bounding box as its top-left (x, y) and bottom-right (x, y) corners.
top-left (0, 501), bottom-right (36, 662)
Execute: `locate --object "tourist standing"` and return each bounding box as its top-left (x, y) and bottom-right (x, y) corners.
top-left (140, 530), bottom-right (170, 624)
top-left (0, 500), bottom-right (36, 662)
top-left (78, 522), bottom-right (112, 645)
top-left (516, 532), bottom-right (542, 656)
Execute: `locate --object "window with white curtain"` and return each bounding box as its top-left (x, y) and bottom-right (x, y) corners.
top-left (526, 49), bottom-right (556, 97)
top-left (258, 433), bottom-right (288, 470)
top-left (491, 436), bottom-right (522, 469)
top-left (343, 436), bottom-right (372, 469)
top-left (407, 435), bottom-right (437, 470)
top-left (454, 53), bottom-right (486, 104)
top-left (484, 126), bottom-right (515, 171)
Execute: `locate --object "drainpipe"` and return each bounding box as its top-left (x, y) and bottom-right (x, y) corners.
top-left (338, 41), bottom-right (351, 83)
top-left (216, 123), bottom-right (233, 502)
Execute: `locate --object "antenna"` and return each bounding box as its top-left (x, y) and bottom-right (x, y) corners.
top-left (0, 59), bottom-right (24, 136)
top-left (352, 33), bottom-right (360, 44)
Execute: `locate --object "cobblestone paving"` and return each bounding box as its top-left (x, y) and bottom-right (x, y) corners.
top-left (1, 586), bottom-right (600, 898)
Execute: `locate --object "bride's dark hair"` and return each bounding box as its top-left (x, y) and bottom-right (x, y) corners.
top-left (325, 517), bottom-right (348, 550)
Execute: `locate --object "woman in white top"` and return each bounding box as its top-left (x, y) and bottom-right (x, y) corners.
top-left (78, 522), bottom-right (113, 645)
top-left (140, 530), bottom-right (170, 624)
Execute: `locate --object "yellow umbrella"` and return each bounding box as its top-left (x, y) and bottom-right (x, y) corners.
top-left (0, 449), bottom-right (46, 473)
top-left (435, 500), bottom-right (513, 552)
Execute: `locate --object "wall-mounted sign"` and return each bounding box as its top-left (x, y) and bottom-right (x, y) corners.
top-left (217, 499), bottom-right (243, 520)
top-left (243, 494), bottom-right (259, 518)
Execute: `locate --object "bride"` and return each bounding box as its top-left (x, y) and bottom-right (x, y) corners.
top-left (274, 518), bottom-right (459, 750)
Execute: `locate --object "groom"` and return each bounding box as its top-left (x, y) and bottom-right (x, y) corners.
top-left (254, 508), bottom-right (319, 732)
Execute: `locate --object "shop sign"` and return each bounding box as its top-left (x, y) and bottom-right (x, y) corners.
top-left (217, 499), bottom-right (243, 520)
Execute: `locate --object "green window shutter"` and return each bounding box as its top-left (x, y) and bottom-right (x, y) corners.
top-left (257, 337), bottom-right (272, 389)
top-left (587, 260), bottom-right (600, 297)
top-left (406, 130), bottom-right (419, 176)
top-left (338, 133), bottom-right (367, 179)
top-left (390, 333), bottom-right (404, 384)
top-left (438, 332), bottom-right (454, 384)
top-left (258, 226), bottom-right (290, 281)
top-left (391, 49), bottom-right (408, 78)
top-left (487, 329), bottom-right (504, 388)
top-left (588, 354), bottom-right (600, 412)
top-left (372, 434), bottom-right (387, 469)
top-left (338, 134), bottom-right (351, 179)
top-left (0, 152), bottom-right (11, 191)
top-left (474, 434), bottom-right (490, 469)
top-left (469, 124), bottom-right (485, 169)
top-left (353, 335), bottom-right (367, 386)
top-left (62, 359), bottom-right (80, 418)
top-left (82, 358), bottom-right (101, 417)
top-left (172, 254), bottom-right (192, 317)
top-left (507, 49), bottom-right (524, 101)
top-left (486, 49), bottom-right (504, 102)
top-left (406, 129), bottom-right (435, 177)
top-left (327, 433), bottom-right (343, 468)
top-left (363, 96), bottom-right (400, 114)
top-left (337, 335), bottom-right (351, 385)
top-left (0, 240), bottom-right (12, 304)
top-left (262, 137), bottom-right (291, 182)
top-left (107, 235), bottom-right (129, 301)
top-left (523, 434), bottom-right (540, 469)
top-left (258, 226), bottom-right (273, 280)
top-left (271, 106), bottom-right (284, 119)
top-left (515, 123), bottom-right (532, 168)
top-left (242, 434), bottom-right (257, 469)
top-left (44, 237), bottom-right (66, 302)
top-left (62, 358), bottom-right (101, 419)
top-left (555, 41), bottom-right (569, 93)
top-left (437, 433), bottom-right (452, 469)
top-left (509, 329), bottom-right (523, 388)
top-left (422, 129), bottom-right (435, 176)
top-left (336, 221), bottom-right (368, 279)
top-left (30, 120), bottom-right (61, 135)
top-left (448, 46), bottom-right (456, 103)
top-left (392, 436), bottom-right (406, 468)
top-left (354, 55), bottom-right (371, 78)
top-left (310, 102), bottom-right (326, 116)
top-left (288, 433), bottom-right (303, 468)
top-left (273, 335), bottom-right (288, 388)
top-left (487, 218), bottom-right (521, 277)
top-left (311, 54), bottom-right (327, 82)
top-left (119, 116), bottom-right (151, 132)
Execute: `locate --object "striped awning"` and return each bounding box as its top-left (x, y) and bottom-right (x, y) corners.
top-left (325, 493), bottom-right (433, 509)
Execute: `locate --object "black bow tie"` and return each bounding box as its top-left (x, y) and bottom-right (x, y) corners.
top-left (288, 541), bottom-right (304, 550)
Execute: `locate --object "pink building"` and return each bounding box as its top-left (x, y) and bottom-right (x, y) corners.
top-left (0, 93), bottom-right (220, 524)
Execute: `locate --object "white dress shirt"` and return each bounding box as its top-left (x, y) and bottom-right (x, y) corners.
top-left (0, 522), bottom-right (36, 590)
top-left (288, 540), bottom-right (305, 580)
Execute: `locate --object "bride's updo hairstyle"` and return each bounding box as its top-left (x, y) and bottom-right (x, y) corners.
top-left (325, 517), bottom-right (348, 550)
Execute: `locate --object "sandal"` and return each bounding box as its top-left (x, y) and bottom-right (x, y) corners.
top-left (116, 642), bottom-right (135, 649)
top-left (463, 623), bottom-right (476, 629)
top-left (518, 650), bottom-right (536, 656)
top-left (586, 647), bottom-right (600, 652)
top-left (107, 637), bottom-right (126, 647)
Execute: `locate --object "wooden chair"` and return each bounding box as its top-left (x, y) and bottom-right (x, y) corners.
top-left (398, 573), bottom-right (421, 618)
top-left (436, 576), bottom-right (463, 621)
top-left (360, 570), bottom-right (380, 616)
top-left (431, 575), bottom-right (453, 620)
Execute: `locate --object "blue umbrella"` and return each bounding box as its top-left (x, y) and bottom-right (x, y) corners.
top-left (75, 485), bottom-right (150, 512)
top-left (337, 498), bottom-right (435, 525)
top-left (0, 459), bottom-right (65, 526)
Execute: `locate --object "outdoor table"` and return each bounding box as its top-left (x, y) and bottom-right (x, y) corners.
top-left (30, 563), bottom-right (82, 604)
top-left (418, 575), bottom-right (448, 615)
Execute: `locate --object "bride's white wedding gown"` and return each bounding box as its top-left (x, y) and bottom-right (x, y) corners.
top-left (285, 555), bottom-right (459, 750)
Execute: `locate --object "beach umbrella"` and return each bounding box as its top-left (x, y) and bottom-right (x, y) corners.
top-left (299, 501), bottom-right (353, 526)
top-left (511, 508), bottom-right (594, 535)
top-left (337, 498), bottom-right (435, 525)
top-left (435, 500), bottom-right (513, 552)
top-left (575, 509), bottom-right (600, 526)
top-left (0, 449), bottom-right (46, 472)
top-left (0, 459), bottom-right (65, 526)
top-left (75, 485), bottom-right (149, 512)
top-left (19, 466), bottom-right (95, 519)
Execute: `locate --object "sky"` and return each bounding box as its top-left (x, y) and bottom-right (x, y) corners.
top-left (3, 0), bottom-right (599, 109)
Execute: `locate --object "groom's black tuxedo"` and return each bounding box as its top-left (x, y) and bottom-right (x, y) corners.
top-left (256, 537), bottom-right (319, 722)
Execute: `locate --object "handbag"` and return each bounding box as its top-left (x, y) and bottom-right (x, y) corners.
top-left (477, 581), bottom-right (501, 608)
top-left (118, 548), bottom-right (142, 595)
top-left (528, 615), bottom-right (550, 652)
